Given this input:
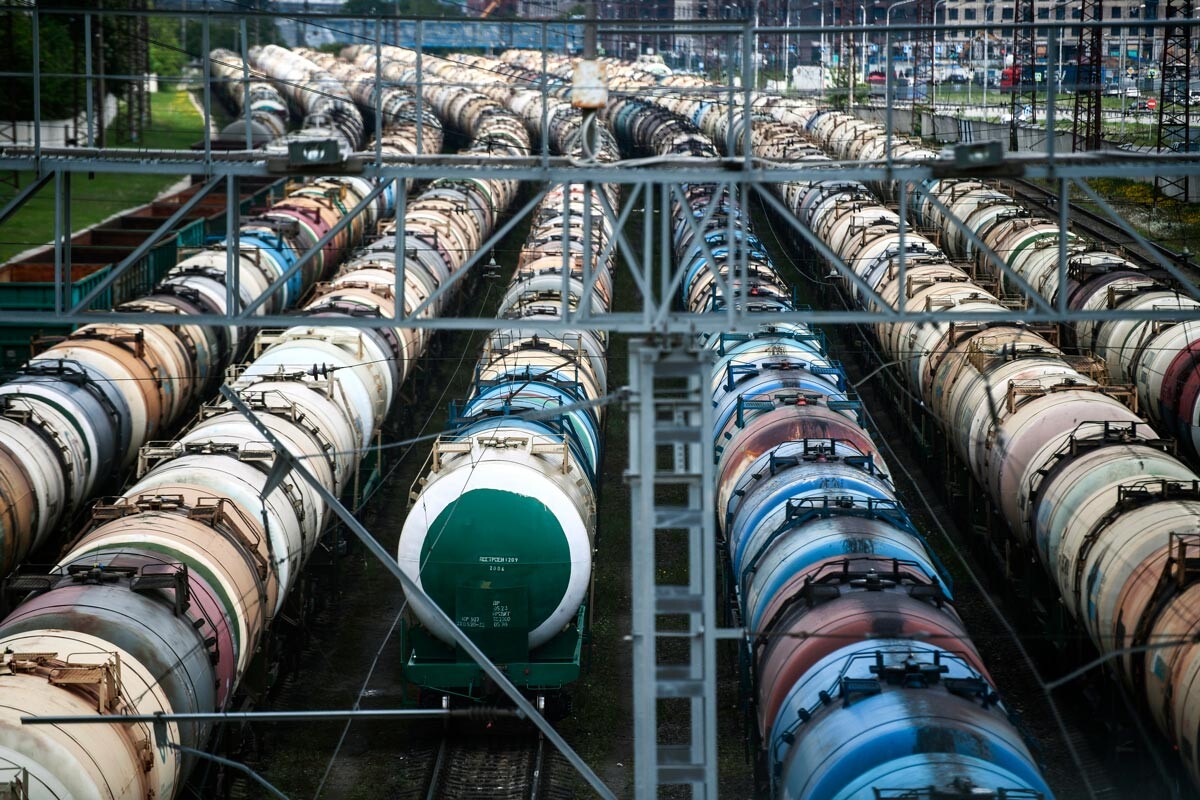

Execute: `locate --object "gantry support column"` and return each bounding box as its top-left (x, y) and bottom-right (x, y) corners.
top-left (1010, 0), bottom-right (1037, 150)
top-left (1155, 0), bottom-right (1193, 200)
top-left (629, 337), bottom-right (722, 800)
top-left (1071, 0), bottom-right (1103, 151)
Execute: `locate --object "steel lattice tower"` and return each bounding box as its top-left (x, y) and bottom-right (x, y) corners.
top-left (912, 0), bottom-right (935, 111)
top-left (1010, 0), bottom-right (1037, 150)
top-left (1155, 0), bottom-right (1193, 200)
top-left (837, 0), bottom-right (856, 104)
top-left (1071, 0), bottom-right (1103, 150)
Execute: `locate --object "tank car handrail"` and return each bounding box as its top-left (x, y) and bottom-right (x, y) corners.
top-left (770, 647), bottom-right (998, 773)
top-left (750, 556), bottom-right (950, 652)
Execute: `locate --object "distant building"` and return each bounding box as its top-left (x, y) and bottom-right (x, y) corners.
top-left (934, 0), bottom-right (1161, 63)
top-left (691, 0), bottom-right (1169, 75)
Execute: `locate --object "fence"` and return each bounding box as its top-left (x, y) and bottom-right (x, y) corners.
top-left (0, 94), bottom-right (120, 149)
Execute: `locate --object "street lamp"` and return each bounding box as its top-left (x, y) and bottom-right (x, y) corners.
top-left (753, 0), bottom-right (763, 91)
top-left (979, 32), bottom-right (992, 110)
top-left (1052, 0), bottom-right (1079, 93)
top-left (1136, 3), bottom-right (1150, 83)
top-left (854, 2), bottom-right (883, 93)
top-left (783, 0), bottom-right (795, 87)
top-left (887, 0), bottom-right (915, 27)
top-left (809, 0), bottom-right (827, 70)
top-left (722, 3), bottom-right (738, 84)
top-left (1142, 2), bottom-right (1158, 65)
top-left (886, 0), bottom-right (916, 95)
top-left (860, 3), bottom-right (868, 81)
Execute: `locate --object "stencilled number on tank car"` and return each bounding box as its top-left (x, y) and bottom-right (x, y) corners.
top-left (479, 555), bottom-right (519, 563)
top-left (492, 599), bottom-right (512, 627)
top-left (458, 615), bottom-right (483, 628)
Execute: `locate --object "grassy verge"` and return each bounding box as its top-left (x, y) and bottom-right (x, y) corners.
top-left (0, 90), bottom-right (203, 263)
top-left (1019, 173), bottom-right (1200, 251)
top-left (1079, 177), bottom-right (1200, 251)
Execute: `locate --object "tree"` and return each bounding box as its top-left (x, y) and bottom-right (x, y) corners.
top-left (1, 10), bottom-right (76, 119)
top-left (148, 16), bottom-right (188, 79)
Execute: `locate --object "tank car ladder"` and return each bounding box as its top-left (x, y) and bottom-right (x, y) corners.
top-left (628, 338), bottom-right (729, 800)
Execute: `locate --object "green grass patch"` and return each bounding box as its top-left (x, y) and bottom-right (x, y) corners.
top-left (1084, 177), bottom-right (1200, 250)
top-left (0, 90), bottom-right (203, 264)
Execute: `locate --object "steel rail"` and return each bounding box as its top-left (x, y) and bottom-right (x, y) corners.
top-left (218, 387), bottom-right (617, 800)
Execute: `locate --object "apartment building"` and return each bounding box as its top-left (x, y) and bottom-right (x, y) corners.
top-left (934, 0), bottom-right (1164, 62)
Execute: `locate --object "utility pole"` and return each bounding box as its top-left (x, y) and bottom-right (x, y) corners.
top-left (1009, 0), bottom-right (1036, 149)
top-left (1155, 0), bottom-right (1193, 200)
top-left (912, 0), bottom-right (935, 120)
top-left (1072, 0), bottom-right (1103, 150)
top-left (575, 0), bottom-right (603, 157)
top-left (983, 33), bottom-right (988, 111)
top-left (838, 0), bottom-right (855, 105)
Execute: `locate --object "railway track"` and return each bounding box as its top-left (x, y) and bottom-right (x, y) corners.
top-left (424, 731), bottom-right (571, 800)
top-left (1007, 177), bottom-right (1200, 284)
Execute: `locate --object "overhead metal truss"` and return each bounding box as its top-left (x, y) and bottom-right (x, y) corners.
top-left (4, 158), bottom-right (1200, 332)
top-left (6, 10), bottom-right (1200, 318)
top-left (4, 7), bottom-right (1200, 800)
top-left (1156, 0), bottom-right (1194, 200)
top-left (5, 14), bottom-right (1196, 235)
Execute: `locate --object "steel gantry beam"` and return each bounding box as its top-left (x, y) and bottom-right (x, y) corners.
top-left (6, 147), bottom-right (1200, 183)
top-left (2, 168), bottom-right (1200, 333)
top-left (1071, 0), bottom-right (1104, 151)
top-left (0, 172), bottom-right (53, 228)
top-left (628, 338), bottom-right (735, 800)
top-left (1156, 0), bottom-right (1194, 200)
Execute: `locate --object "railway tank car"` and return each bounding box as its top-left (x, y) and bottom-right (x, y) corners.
top-left (394, 53), bottom-right (616, 701)
top-left (919, 170), bottom-right (1200, 466)
top-left (693, 94), bottom-right (1200, 793)
top-left (596, 81), bottom-right (1054, 799)
top-left (791, 108), bottom-right (1200, 471)
top-left (0, 48), bottom-right (528, 800)
top-left (249, 44), bottom-right (364, 155)
top-left (207, 49), bottom-right (289, 142)
top-left (297, 47), bottom-right (444, 179)
top-left (0, 53), bottom-right (397, 580)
